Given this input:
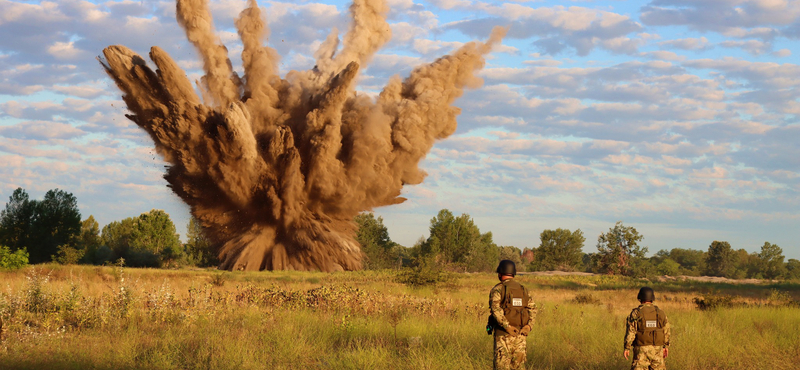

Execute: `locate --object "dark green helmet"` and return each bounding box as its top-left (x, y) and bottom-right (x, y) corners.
top-left (496, 260), bottom-right (516, 276)
top-left (637, 287), bottom-right (655, 302)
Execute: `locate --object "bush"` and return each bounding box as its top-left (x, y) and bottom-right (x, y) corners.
top-left (397, 258), bottom-right (453, 287)
top-left (766, 289), bottom-right (796, 307)
top-left (693, 293), bottom-right (735, 310)
top-left (209, 272), bottom-right (227, 287)
top-left (572, 293), bottom-right (600, 305)
top-left (0, 245), bottom-right (29, 270)
top-left (53, 244), bottom-right (85, 265)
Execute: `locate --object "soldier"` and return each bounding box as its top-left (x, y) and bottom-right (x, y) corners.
top-left (623, 287), bottom-right (671, 370)
top-left (488, 260), bottom-right (537, 370)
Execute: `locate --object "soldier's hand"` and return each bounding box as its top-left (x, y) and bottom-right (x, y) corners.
top-left (507, 326), bottom-right (520, 336)
top-left (623, 350), bottom-right (630, 360)
top-left (520, 325), bottom-right (532, 336)
top-left (663, 347), bottom-right (669, 359)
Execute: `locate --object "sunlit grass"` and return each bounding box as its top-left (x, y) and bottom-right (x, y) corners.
top-left (0, 265), bottom-right (798, 369)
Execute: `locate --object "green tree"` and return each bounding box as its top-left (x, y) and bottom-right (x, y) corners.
top-left (78, 216), bottom-right (102, 264)
top-left (354, 213), bottom-right (399, 269)
top-left (102, 210), bottom-right (181, 267)
top-left (785, 259), bottom-right (800, 280)
top-left (655, 258), bottom-right (681, 276)
top-left (134, 210), bottom-right (182, 265)
top-left (596, 221), bottom-right (646, 275)
top-left (732, 248), bottom-right (754, 279)
top-left (705, 241), bottom-right (736, 278)
top-left (629, 257), bottom-right (656, 278)
top-left (0, 188), bottom-right (35, 253)
top-left (101, 218), bottom-right (135, 260)
top-left (30, 189), bottom-right (82, 263)
top-left (664, 248), bottom-right (706, 276)
top-left (0, 188), bottom-right (81, 263)
top-left (184, 216), bottom-right (218, 267)
top-left (467, 232), bottom-right (500, 272)
top-left (416, 209), bottom-right (498, 272)
top-left (536, 228), bottom-right (585, 271)
top-left (757, 242), bottom-right (786, 280)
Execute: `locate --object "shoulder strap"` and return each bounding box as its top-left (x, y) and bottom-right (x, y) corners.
top-left (655, 305), bottom-right (665, 326)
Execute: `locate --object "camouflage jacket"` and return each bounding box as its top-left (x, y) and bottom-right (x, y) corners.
top-left (489, 278), bottom-right (537, 331)
top-left (624, 303), bottom-right (671, 350)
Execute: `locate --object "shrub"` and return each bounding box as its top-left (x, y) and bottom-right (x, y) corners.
top-left (572, 293), bottom-right (600, 305)
top-left (766, 289), bottom-right (796, 307)
top-left (24, 268), bottom-right (51, 313)
top-left (693, 293), bottom-right (735, 310)
top-left (0, 245), bottom-right (29, 270)
top-left (53, 244), bottom-right (85, 265)
top-left (209, 272), bottom-right (227, 287)
top-left (397, 259), bottom-right (453, 287)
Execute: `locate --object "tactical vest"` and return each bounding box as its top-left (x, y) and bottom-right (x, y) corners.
top-left (634, 305), bottom-right (666, 346)
top-left (494, 280), bottom-right (529, 335)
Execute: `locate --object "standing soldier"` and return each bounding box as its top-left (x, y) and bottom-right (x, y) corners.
top-left (488, 260), bottom-right (537, 370)
top-left (624, 287), bottom-right (671, 370)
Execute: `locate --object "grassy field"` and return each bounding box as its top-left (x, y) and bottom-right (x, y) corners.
top-left (1, 265), bottom-right (798, 370)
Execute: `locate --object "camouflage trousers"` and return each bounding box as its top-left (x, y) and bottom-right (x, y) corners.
top-left (630, 345), bottom-right (666, 370)
top-left (494, 332), bottom-right (527, 370)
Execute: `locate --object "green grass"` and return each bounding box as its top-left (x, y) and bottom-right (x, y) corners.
top-left (0, 265), bottom-right (799, 369)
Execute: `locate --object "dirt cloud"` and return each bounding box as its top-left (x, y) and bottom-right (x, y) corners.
top-left (100, 0), bottom-right (506, 271)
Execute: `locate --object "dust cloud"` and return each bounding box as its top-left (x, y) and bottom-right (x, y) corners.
top-left (100, 0), bottom-right (506, 271)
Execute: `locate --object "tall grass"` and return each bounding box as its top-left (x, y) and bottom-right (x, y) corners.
top-left (0, 265), bottom-right (798, 369)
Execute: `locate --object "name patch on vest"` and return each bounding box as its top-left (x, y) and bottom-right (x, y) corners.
top-left (512, 298), bottom-right (523, 307)
top-left (645, 320), bottom-right (657, 328)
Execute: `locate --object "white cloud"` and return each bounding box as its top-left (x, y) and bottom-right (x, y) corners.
top-left (659, 37), bottom-right (711, 51)
top-left (0, 120), bottom-right (85, 140)
top-left (46, 41), bottom-right (86, 60)
top-left (772, 48), bottom-right (792, 57)
top-left (719, 39), bottom-right (772, 55)
top-left (445, 5), bottom-right (643, 55)
top-left (641, 0), bottom-right (800, 36)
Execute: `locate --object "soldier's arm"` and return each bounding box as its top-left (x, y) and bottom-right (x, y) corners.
top-left (524, 290), bottom-right (537, 327)
top-left (489, 286), bottom-right (511, 330)
top-left (623, 310), bottom-right (638, 350)
top-left (663, 313), bottom-right (671, 348)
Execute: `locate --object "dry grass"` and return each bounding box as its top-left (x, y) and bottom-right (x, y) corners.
top-left (0, 265), bottom-right (798, 369)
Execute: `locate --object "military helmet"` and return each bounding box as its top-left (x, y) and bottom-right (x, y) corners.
top-left (637, 287), bottom-right (655, 302)
top-left (496, 260), bottom-right (516, 276)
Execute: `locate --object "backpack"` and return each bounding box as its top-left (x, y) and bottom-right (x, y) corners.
top-left (634, 305), bottom-right (666, 346)
top-left (487, 279), bottom-right (530, 336)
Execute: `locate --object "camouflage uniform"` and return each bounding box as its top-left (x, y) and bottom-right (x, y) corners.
top-left (624, 303), bottom-right (671, 370)
top-left (490, 279), bottom-right (537, 370)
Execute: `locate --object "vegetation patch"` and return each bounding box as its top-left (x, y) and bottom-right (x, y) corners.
top-left (571, 293), bottom-right (601, 305)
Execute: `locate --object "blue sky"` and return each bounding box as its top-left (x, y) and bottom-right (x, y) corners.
top-left (1, 0), bottom-right (798, 258)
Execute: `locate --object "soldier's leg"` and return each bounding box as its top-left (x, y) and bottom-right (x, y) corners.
top-left (508, 334), bottom-right (527, 370)
top-left (646, 347), bottom-right (666, 370)
top-left (630, 347), bottom-right (652, 370)
top-left (494, 334), bottom-right (513, 370)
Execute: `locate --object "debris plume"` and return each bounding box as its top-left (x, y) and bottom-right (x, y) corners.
top-left (101, 0), bottom-right (505, 271)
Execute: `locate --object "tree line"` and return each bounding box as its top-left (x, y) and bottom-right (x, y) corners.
top-left (520, 221), bottom-right (799, 280)
top-left (2, 187), bottom-right (798, 280)
top-left (355, 212), bottom-right (800, 280)
top-left (0, 188), bottom-right (215, 269)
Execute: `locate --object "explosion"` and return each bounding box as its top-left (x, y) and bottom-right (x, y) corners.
top-left (100, 0), bottom-right (505, 271)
